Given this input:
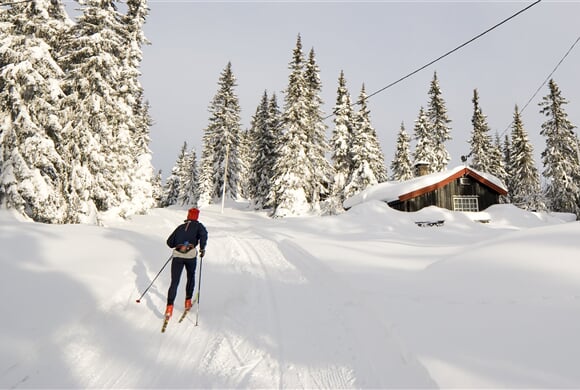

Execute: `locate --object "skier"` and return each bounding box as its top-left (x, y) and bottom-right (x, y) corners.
top-left (164, 207), bottom-right (208, 319)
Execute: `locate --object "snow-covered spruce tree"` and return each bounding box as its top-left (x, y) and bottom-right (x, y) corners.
top-left (539, 79), bottom-right (580, 215)
top-left (161, 167), bottom-right (179, 208)
top-left (269, 34), bottom-right (313, 217)
top-left (412, 106), bottom-right (434, 171)
top-left (151, 169), bottom-right (163, 207)
top-left (304, 47), bottom-right (332, 210)
top-left (426, 72), bottom-right (451, 172)
top-left (344, 84), bottom-right (387, 198)
top-left (246, 91), bottom-right (271, 208)
top-left (196, 62), bottom-right (244, 206)
top-left (161, 143), bottom-right (187, 207)
top-left (328, 70), bottom-right (355, 211)
top-left (264, 93), bottom-right (283, 210)
top-left (0, 0), bottom-right (70, 223)
top-left (237, 127), bottom-right (251, 201)
top-left (468, 89), bottom-right (494, 173)
top-left (120, 0), bottom-right (155, 215)
top-left (178, 144), bottom-right (198, 206)
top-left (503, 134), bottom-right (513, 202)
top-left (489, 133), bottom-right (508, 194)
top-left (509, 105), bottom-right (545, 211)
top-left (355, 85), bottom-right (387, 182)
top-left (59, 0), bottom-right (137, 222)
top-left (390, 122), bottom-right (414, 181)
top-left (195, 135), bottom-right (215, 208)
top-left (2, 0), bottom-right (72, 51)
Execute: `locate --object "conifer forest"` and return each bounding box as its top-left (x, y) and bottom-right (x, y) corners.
top-left (1, 1), bottom-right (579, 223)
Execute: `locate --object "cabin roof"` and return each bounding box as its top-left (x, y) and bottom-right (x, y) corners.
top-left (343, 165), bottom-right (508, 209)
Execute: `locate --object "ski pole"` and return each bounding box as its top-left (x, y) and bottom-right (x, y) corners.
top-left (136, 254), bottom-right (173, 303)
top-left (195, 255), bottom-right (204, 326)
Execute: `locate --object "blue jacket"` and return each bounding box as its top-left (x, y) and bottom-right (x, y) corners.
top-left (166, 220), bottom-right (208, 256)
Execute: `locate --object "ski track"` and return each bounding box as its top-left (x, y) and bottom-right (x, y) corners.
top-left (228, 234), bottom-right (286, 388)
top-left (212, 226), bottom-right (433, 388)
top-left (273, 236), bottom-right (434, 388)
top-left (121, 221), bottom-right (431, 388)
top-left (175, 228), bottom-right (359, 389)
top-left (2, 209), bottom-right (431, 389)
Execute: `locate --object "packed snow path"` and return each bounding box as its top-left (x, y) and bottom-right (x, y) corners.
top-left (2, 203), bottom-right (580, 388)
top-left (126, 210), bottom-right (435, 388)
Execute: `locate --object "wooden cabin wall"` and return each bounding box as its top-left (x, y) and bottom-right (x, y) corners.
top-left (388, 177), bottom-right (501, 212)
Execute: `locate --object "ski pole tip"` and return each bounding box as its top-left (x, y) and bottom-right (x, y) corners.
top-left (136, 299), bottom-right (141, 303)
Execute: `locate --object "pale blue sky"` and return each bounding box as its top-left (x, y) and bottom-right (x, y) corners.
top-left (136, 1), bottom-right (578, 176)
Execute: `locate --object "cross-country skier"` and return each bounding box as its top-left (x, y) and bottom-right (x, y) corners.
top-left (164, 208), bottom-right (208, 319)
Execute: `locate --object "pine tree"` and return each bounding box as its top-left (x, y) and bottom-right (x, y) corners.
top-left (0, 0), bottom-right (154, 223)
top-left (178, 144), bottom-right (198, 206)
top-left (304, 48), bottom-right (332, 209)
top-left (329, 70), bottom-right (355, 208)
top-left (489, 133), bottom-right (508, 191)
top-left (3, 0), bottom-right (72, 50)
top-left (196, 62), bottom-right (244, 206)
top-left (503, 134), bottom-right (513, 202)
top-left (151, 169), bottom-right (163, 207)
top-left (539, 79), bottom-right (579, 215)
top-left (238, 128), bottom-right (252, 200)
top-left (269, 35), bottom-right (312, 217)
top-left (0, 0), bottom-right (70, 223)
top-left (468, 89), bottom-right (494, 173)
top-left (354, 85), bottom-right (387, 182)
top-left (161, 143), bottom-right (187, 207)
top-left (247, 91), bottom-right (271, 208)
top-left (412, 106), bottom-right (434, 171)
top-left (196, 135), bottom-right (215, 208)
top-left (264, 93), bottom-right (283, 210)
top-left (122, 0), bottom-right (155, 216)
top-left (60, 0), bottom-right (136, 222)
top-left (426, 72), bottom-right (451, 172)
top-left (390, 122), bottom-right (414, 181)
top-left (509, 105), bottom-right (544, 211)
top-left (344, 84), bottom-right (387, 198)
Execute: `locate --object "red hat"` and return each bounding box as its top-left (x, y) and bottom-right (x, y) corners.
top-left (187, 208), bottom-right (200, 221)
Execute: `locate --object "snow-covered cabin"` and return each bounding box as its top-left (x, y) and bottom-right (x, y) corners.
top-left (344, 166), bottom-right (508, 212)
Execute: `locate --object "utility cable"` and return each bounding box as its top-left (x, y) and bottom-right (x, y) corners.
top-left (500, 34), bottom-right (580, 137)
top-left (463, 34), bottom-right (579, 161)
top-left (324, 0), bottom-right (542, 120)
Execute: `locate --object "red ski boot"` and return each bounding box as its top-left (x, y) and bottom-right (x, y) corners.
top-left (164, 304), bottom-right (173, 319)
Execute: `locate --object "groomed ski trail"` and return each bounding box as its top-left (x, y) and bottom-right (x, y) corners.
top-left (0, 207), bottom-right (435, 388)
top-left (141, 206), bottom-right (434, 389)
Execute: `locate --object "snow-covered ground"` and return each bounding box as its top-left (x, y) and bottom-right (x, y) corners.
top-left (1, 201), bottom-right (579, 388)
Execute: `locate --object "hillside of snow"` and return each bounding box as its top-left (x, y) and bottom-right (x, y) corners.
top-left (1, 202), bottom-right (579, 388)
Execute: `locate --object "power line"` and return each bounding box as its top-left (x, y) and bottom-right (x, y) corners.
top-left (463, 33), bottom-right (579, 162)
top-left (500, 34), bottom-right (580, 138)
top-left (324, 0), bottom-right (542, 120)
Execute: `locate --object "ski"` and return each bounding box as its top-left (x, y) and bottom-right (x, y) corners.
top-left (161, 316), bottom-right (170, 333)
top-left (179, 292), bottom-right (198, 323)
top-left (178, 292), bottom-right (198, 322)
top-left (178, 308), bottom-right (190, 323)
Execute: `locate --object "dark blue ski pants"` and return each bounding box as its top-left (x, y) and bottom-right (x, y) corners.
top-left (167, 257), bottom-right (197, 305)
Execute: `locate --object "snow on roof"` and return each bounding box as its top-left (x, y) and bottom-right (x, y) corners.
top-left (343, 165), bottom-right (508, 209)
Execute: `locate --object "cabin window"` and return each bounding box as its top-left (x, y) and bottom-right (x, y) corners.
top-left (459, 177), bottom-right (471, 185)
top-left (453, 196), bottom-right (479, 212)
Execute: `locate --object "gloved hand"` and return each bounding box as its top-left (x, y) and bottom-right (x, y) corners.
top-left (200, 248), bottom-right (205, 258)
